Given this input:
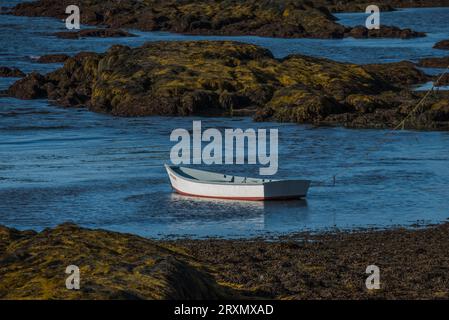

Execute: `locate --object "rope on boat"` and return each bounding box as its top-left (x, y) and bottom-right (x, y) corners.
top-left (328, 64), bottom-right (449, 186)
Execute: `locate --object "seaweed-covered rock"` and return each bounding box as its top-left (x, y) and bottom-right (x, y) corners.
top-left (10, 0), bottom-right (425, 39)
top-left (8, 72), bottom-right (47, 99)
top-left (0, 224), bottom-right (236, 299)
top-left (176, 222), bottom-right (449, 299)
top-left (0, 66), bottom-right (25, 78)
top-left (6, 41), bottom-right (386, 113)
top-left (436, 73), bottom-right (449, 86)
top-left (54, 29), bottom-right (136, 39)
top-left (324, 0), bottom-right (449, 12)
top-left (263, 85), bottom-right (346, 123)
top-left (363, 61), bottom-right (430, 85)
top-left (35, 54), bottom-right (70, 63)
top-left (8, 41), bottom-right (447, 129)
top-left (428, 99), bottom-right (449, 121)
top-left (9, 41), bottom-right (446, 127)
top-left (346, 25), bottom-right (425, 39)
top-left (418, 56), bottom-right (449, 68)
top-left (2, 222), bottom-right (449, 299)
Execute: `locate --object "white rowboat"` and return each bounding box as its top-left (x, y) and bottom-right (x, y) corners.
top-left (165, 165), bottom-right (311, 201)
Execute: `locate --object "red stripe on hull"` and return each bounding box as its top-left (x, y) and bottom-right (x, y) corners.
top-left (171, 186), bottom-right (304, 201)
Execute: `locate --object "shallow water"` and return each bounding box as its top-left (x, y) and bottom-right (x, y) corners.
top-left (1, 2), bottom-right (449, 238)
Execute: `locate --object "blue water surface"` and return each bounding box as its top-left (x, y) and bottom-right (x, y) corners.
top-left (0, 2), bottom-right (448, 238)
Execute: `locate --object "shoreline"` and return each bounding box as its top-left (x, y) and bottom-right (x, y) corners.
top-left (1, 221), bottom-right (448, 299)
top-left (8, 0), bottom-right (432, 40)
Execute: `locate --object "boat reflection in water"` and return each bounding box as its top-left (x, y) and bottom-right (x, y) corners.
top-left (167, 193), bottom-right (309, 238)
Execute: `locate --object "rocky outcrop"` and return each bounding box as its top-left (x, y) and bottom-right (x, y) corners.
top-left (418, 56), bottom-right (449, 68)
top-left (434, 40), bottom-right (449, 50)
top-left (8, 72), bottom-right (48, 99)
top-left (1, 222), bottom-right (449, 299)
top-left (0, 223), bottom-right (236, 299)
top-left (10, 0), bottom-right (426, 39)
top-left (0, 66), bottom-right (25, 78)
top-left (54, 29), bottom-right (136, 39)
top-left (437, 73), bottom-right (449, 86)
top-left (8, 41), bottom-right (447, 130)
top-left (346, 25), bottom-right (425, 39)
top-left (363, 61), bottom-right (429, 85)
top-left (323, 0), bottom-right (449, 12)
top-left (35, 54), bottom-right (70, 63)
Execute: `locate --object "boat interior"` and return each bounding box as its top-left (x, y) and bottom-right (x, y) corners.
top-left (168, 165), bottom-right (275, 184)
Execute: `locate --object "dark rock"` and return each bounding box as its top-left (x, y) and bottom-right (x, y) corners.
top-left (418, 56), bottom-right (449, 68)
top-left (435, 73), bottom-right (449, 86)
top-left (10, 0), bottom-right (426, 40)
top-left (8, 72), bottom-right (47, 99)
top-left (54, 29), bottom-right (136, 39)
top-left (35, 54), bottom-right (70, 63)
top-left (429, 100), bottom-right (449, 121)
top-left (433, 40), bottom-right (449, 50)
top-left (346, 25), bottom-right (426, 39)
top-left (323, 0), bottom-right (449, 12)
top-left (363, 61), bottom-right (430, 85)
top-left (0, 66), bottom-right (25, 78)
top-left (7, 41), bottom-right (447, 129)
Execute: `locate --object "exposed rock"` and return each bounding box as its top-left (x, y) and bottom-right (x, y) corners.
top-left (428, 99), bottom-right (449, 121)
top-left (346, 25), bottom-right (425, 39)
top-left (2, 222), bottom-right (448, 299)
top-left (35, 54), bottom-right (70, 63)
top-left (436, 73), bottom-right (449, 86)
top-left (9, 41), bottom-right (446, 128)
top-left (10, 0), bottom-right (425, 39)
top-left (363, 61), bottom-right (430, 85)
top-left (0, 6), bottom-right (12, 14)
top-left (54, 29), bottom-right (136, 39)
top-left (0, 224), bottom-right (236, 299)
top-left (8, 72), bottom-right (47, 99)
top-left (434, 40), bottom-right (449, 50)
top-left (0, 66), bottom-right (25, 78)
top-left (6, 40), bottom-right (384, 112)
top-left (418, 56), bottom-right (449, 68)
top-left (8, 41), bottom-right (447, 129)
top-left (324, 0), bottom-right (449, 12)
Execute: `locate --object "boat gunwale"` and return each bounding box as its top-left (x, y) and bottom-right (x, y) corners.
top-left (165, 164), bottom-right (311, 186)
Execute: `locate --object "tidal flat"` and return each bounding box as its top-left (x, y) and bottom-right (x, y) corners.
top-left (1, 222), bottom-right (448, 299)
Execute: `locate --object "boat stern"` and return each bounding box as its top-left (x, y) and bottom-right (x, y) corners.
top-left (263, 179), bottom-right (311, 199)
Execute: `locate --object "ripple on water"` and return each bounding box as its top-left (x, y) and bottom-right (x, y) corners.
top-left (1, 7), bottom-right (449, 237)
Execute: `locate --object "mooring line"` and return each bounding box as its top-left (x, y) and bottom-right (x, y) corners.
top-left (327, 64), bottom-right (449, 186)
top-left (394, 64), bottom-right (449, 131)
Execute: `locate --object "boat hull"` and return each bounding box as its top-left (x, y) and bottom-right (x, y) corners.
top-left (166, 166), bottom-right (310, 201)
